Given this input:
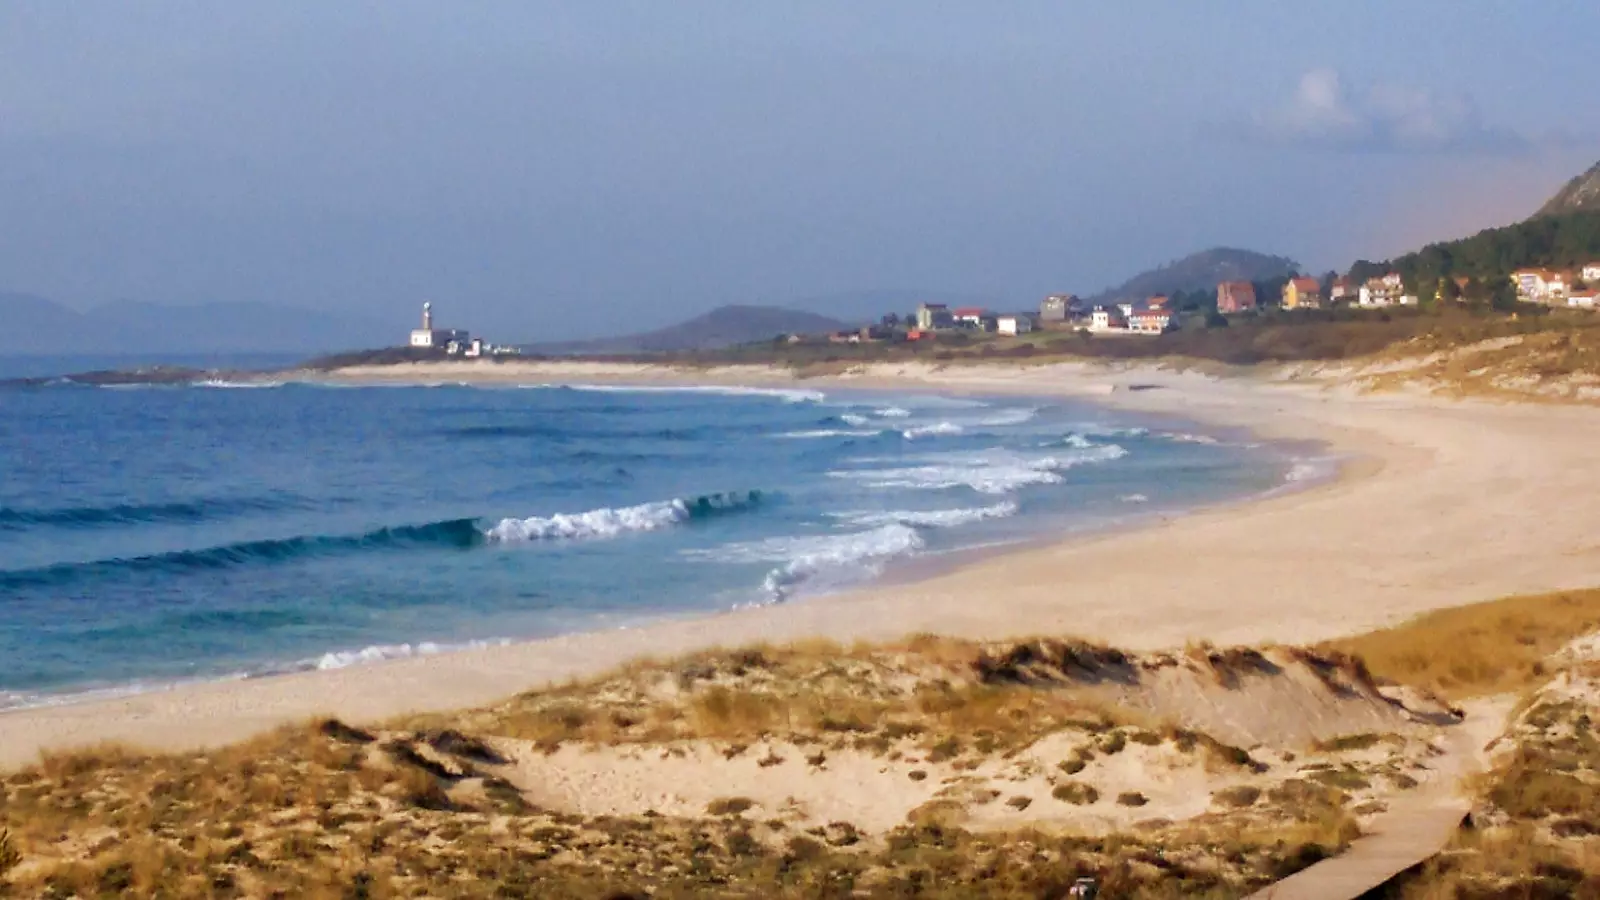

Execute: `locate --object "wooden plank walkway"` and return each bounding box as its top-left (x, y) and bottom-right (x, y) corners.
top-left (1242, 800), bottom-right (1467, 899)
top-left (1244, 697), bottom-right (1511, 900)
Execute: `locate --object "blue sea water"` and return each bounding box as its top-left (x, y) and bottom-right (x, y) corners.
top-left (0, 376), bottom-right (1318, 708)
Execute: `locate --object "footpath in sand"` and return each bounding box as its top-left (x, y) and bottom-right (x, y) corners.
top-left (5, 360), bottom-right (1600, 766)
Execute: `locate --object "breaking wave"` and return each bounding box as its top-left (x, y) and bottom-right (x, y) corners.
top-left (1, 492), bottom-right (765, 588)
top-left (537, 384), bottom-right (825, 404)
top-left (831, 500), bottom-right (1019, 529)
top-left (485, 491), bottom-right (764, 542)
top-left (901, 421), bottom-right (965, 439)
top-left (829, 445), bottom-right (1128, 494)
top-left (778, 429), bottom-right (883, 439)
top-left (688, 524), bottom-right (925, 602)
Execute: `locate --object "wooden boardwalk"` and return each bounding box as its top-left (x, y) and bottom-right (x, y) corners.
top-left (1245, 698), bottom-right (1510, 900)
top-left (1242, 800), bottom-right (1467, 899)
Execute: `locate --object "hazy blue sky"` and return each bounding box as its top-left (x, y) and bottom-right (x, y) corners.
top-left (2, 2), bottom-right (1597, 339)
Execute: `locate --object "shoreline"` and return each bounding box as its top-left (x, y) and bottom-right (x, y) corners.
top-left (0, 375), bottom-right (1318, 713)
top-left (5, 359), bottom-right (1600, 769)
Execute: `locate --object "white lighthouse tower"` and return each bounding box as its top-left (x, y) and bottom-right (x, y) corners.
top-left (410, 301), bottom-right (439, 348)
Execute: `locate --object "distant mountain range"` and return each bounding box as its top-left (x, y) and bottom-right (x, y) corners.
top-left (0, 293), bottom-right (390, 356)
top-left (1533, 157), bottom-right (1600, 219)
top-left (527, 305), bottom-right (853, 355)
top-left (1088, 248), bottom-right (1301, 303)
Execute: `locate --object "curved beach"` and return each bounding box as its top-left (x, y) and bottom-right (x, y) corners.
top-left (4, 360), bottom-right (1599, 769)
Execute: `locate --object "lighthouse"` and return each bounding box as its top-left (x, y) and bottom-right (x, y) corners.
top-left (408, 300), bottom-right (469, 350)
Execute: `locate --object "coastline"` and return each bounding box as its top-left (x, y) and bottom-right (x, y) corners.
top-left (5, 358), bottom-right (1600, 770)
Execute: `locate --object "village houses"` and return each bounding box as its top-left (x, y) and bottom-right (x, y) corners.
top-left (1358, 273), bottom-right (1414, 308)
top-left (1510, 268), bottom-right (1583, 304)
top-left (1216, 280), bottom-right (1257, 314)
top-left (1087, 295), bottom-right (1176, 335)
top-left (1281, 276), bottom-right (1323, 310)
top-left (1039, 294), bottom-right (1077, 322)
top-left (915, 303), bottom-right (954, 331)
top-left (996, 314), bottom-right (1033, 336)
top-left (1329, 276), bottom-right (1356, 303)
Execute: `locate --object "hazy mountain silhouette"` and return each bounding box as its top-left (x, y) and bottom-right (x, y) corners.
top-left (527, 304), bottom-right (854, 355)
top-left (0, 293), bottom-right (391, 355)
top-left (1088, 248), bottom-right (1301, 302)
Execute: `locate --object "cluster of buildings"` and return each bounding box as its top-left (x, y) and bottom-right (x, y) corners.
top-left (1511, 263), bottom-right (1600, 308)
top-left (407, 302), bottom-right (520, 357)
top-left (1085, 296), bottom-right (1177, 334)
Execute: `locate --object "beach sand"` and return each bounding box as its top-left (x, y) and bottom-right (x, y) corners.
top-left (5, 359), bottom-right (1599, 770)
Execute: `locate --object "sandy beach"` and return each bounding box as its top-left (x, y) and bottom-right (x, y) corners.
top-left (5, 358), bottom-right (1599, 770)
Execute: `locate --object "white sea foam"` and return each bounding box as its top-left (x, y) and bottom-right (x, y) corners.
top-left (486, 499), bottom-right (691, 541)
top-left (831, 500), bottom-right (1019, 529)
top-left (1284, 458), bottom-right (1337, 483)
top-left (874, 406), bottom-right (912, 418)
top-left (831, 445), bottom-right (1127, 494)
top-left (901, 421), bottom-right (965, 439)
top-left (195, 379), bottom-right (284, 389)
top-left (1059, 433), bottom-right (1095, 449)
top-left (311, 638), bottom-right (512, 671)
top-left (974, 407), bottom-right (1038, 427)
top-left (541, 383), bottom-right (825, 404)
top-left (840, 413), bottom-right (872, 427)
top-left (1157, 431), bottom-right (1220, 445)
top-left (689, 524), bottom-right (925, 602)
top-left (1120, 493), bottom-right (1149, 503)
top-left (778, 428), bottom-right (883, 439)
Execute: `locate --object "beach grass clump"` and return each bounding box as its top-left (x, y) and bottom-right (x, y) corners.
top-left (1321, 588), bottom-right (1600, 699)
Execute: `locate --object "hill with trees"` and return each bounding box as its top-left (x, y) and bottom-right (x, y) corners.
top-left (1533, 157), bottom-right (1600, 218)
top-left (1088, 248), bottom-right (1300, 304)
top-left (1348, 210), bottom-right (1600, 307)
top-left (525, 305), bottom-right (852, 355)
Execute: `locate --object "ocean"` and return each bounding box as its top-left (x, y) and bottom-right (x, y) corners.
top-left (0, 374), bottom-right (1322, 709)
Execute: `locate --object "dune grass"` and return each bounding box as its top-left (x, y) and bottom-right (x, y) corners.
top-left (1320, 588), bottom-right (1600, 699)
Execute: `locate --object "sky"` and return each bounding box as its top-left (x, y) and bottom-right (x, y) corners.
top-left (2, 2), bottom-right (1597, 340)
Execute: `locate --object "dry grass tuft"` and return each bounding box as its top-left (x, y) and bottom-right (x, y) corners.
top-left (1322, 588), bottom-right (1600, 699)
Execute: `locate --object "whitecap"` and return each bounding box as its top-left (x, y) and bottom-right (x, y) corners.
top-left (689, 524), bottom-right (925, 602)
top-left (831, 500), bottom-right (1019, 529)
top-left (974, 407), bottom-right (1038, 427)
top-left (195, 379), bottom-right (284, 389)
top-left (1157, 432), bottom-right (1220, 445)
top-left (901, 421), bottom-right (965, 440)
top-left (310, 637), bottom-right (513, 671)
top-left (486, 499), bottom-right (691, 541)
top-left (777, 429), bottom-right (883, 439)
top-left (831, 445), bottom-right (1127, 494)
top-left (541, 383), bottom-right (825, 404)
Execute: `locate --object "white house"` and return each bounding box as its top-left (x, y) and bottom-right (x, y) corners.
top-left (1089, 306), bottom-right (1126, 332)
top-left (1583, 263), bottom-right (1600, 284)
top-left (996, 314), bottom-right (1034, 336)
top-left (1358, 274), bottom-right (1405, 308)
top-left (1127, 307), bottom-right (1174, 334)
top-left (953, 306), bottom-right (987, 327)
top-left (1569, 292), bottom-right (1598, 309)
top-left (1116, 302), bottom-right (1136, 318)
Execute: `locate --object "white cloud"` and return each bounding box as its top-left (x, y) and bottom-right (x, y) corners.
top-left (1255, 68), bottom-right (1528, 156)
